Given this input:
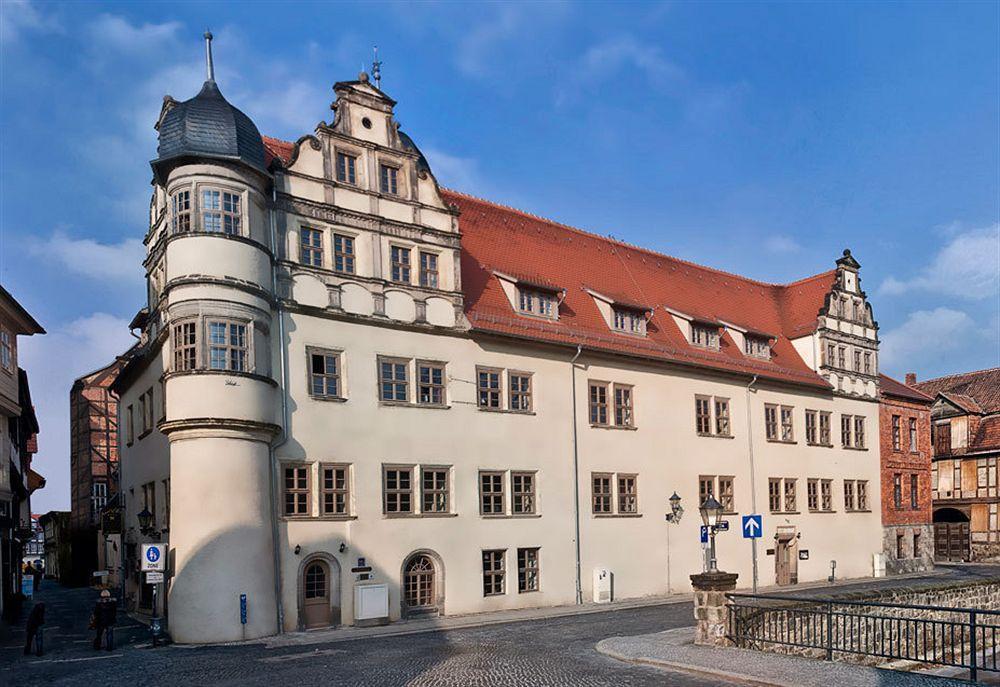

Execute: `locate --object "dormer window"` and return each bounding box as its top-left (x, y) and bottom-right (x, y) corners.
top-left (202, 189), bottom-right (241, 235)
top-left (518, 288), bottom-right (557, 319)
top-left (379, 164), bottom-right (399, 195)
top-left (744, 335), bottom-right (770, 359)
top-left (691, 323), bottom-right (720, 350)
top-left (336, 152), bottom-right (357, 185)
top-left (612, 308), bottom-right (646, 335)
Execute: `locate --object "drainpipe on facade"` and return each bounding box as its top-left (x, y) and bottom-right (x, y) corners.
top-left (745, 374), bottom-right (759, 593)
top-left (570, 344), bottom-right (584, 605)
top-left (268, 186), bottom-right (288, 634)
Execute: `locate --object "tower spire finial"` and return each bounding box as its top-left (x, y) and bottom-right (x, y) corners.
top-left (372, 45), bottom-right (382, 89)
top-left (204, 30), bottom-right (215, 82)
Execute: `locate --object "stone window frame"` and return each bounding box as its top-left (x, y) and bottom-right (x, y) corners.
top-left (418, 250), bottom-right (440, 289)
top-left (377, 355), bottom-right (410, 404)
top-left (332, 232), bottom-right (357, 275)
top-left (699, 475), bottom-right (736, 514)
top-left (511, 471), bottom-right (537, 515)
top-left (299, 226), bottom-right (324, 268)
top-left (389, 243), bottom-right (413, 284)
top-left (592, 471), bottom-right (642, 517)
top-left (590, 381), bottom-right (610, 426)
top-left (420, 465), bottom-right (452, 515)
top-left (335, 148), bottom-right (360, 186)
top-left (282, 462), bottom-right (312, 518)
top-left (783, 477), bottom-right (797, 512)
top-left (614, 384), bottom-right (635, 428)
top-left (617, 474), bottom-right (638, 514)
top-left (307, 347), bottom-right (345, 401)
top-left (805, 409), bottom-right (833, 445)
top-left (319, 463), bottom-right (352, 518)
top-left (517, 547), bottom-right (540, 594)
top-left (206, 318), bottom-right (251, 373)
top-left (199, 185), bottom-right (243, 236)
top-left (696, 395), bottom-right (732, 438)
top-left (508, 371), bottom-right (533, 413)
top-left (807, 478), bottom-right (819, 512)
top-left (482, 549), bottom-right (506, 597)
top-left (382, 464), bottom-right (415, 515)
top-left (376, 154), bottom-right (407, 199)
top-left (477, 366), bottom-right (504, 410)
top-left (171, 319), bottom-right (199, 371)
top-left (415, 359), bottom-right (447, 407)
top-left (479, 470), bottom-right (505, 516)
top-left (169, 187), bottom-right (192, 233)
top-left (379, 161), bottom-right (400, 196)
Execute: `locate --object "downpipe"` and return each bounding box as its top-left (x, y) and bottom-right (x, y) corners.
top-left (268, 186), bottom-right (288, 634)
top-left (745, 374), bottom-right (759, 593)
top-left (570, 344), bottom-right (583, 605)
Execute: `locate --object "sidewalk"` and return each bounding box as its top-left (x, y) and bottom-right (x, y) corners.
top-left (254, 564), bottom-right (973, 650)
top-left (596, 626), bottom-right (968, 687)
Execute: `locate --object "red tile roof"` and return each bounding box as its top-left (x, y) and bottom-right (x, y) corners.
top-left (266, 136), bottom-right (836, 389)
top-left (444, 189), bottom-right (834, 389)
top-left (879, 374), bottom-right (933, 404)
top-left (913, 368), bottom-right (1000, 414)
top-left (975, 415), bottom-right (1000, 452)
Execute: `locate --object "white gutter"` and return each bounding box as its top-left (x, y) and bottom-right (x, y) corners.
top-left (570, 344), bottom-right (583, 604)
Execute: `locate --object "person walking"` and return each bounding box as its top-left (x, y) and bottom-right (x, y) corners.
top-left (23, 602), bottom-right (45, 656)
top-left (91, 590), bottom-right (117, 651)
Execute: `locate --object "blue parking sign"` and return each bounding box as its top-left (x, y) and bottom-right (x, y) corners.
top-left (699, 525), bottom-right (709, 544)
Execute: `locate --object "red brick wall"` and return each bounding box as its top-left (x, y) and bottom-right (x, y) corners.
top-left (879, 395), bottom-right (933, 526)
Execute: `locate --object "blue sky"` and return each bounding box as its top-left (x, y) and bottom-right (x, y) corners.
top-left (2, 1), bottom-right (997, 511)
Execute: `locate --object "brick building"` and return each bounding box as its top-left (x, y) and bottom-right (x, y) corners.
top-left (68, 358), bottom-right (124, 584)
top-left (913, 368), bottom-right (1000, 562)
top-left (878, 373), bottom-right (933, 573)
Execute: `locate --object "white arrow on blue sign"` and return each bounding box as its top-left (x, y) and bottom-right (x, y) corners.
top-left (742, 514), bottom-right (762, 539)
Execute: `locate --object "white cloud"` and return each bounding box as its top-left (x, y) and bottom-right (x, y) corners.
top-left (86, 14), bottom-right (182, 53)
top-left (19, 313), bottom-right (136, 512)
top-left (764, 235), bottom-right (802, 254)
top-left (557, 35), bottom-right (683, 104)
top-left (879, 308), bottom-right (978, 370)
top-left (421, 147), bottom-right (485, 192)
top-left (880, 224), bottom-right (1000, 299)
top-left (26, 231), bottom-right (145, 284)
top-left (0, 0), bottom-right (62, 43)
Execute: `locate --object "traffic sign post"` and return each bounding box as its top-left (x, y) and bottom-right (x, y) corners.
top-left (141, 544), bottom-right (166, 646)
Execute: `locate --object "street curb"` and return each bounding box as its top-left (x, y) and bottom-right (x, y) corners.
top-left (595, 639), bottom-right (789, 687)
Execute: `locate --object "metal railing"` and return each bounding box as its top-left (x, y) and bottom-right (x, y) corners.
top-left (727, 592), bottom-right (1000, 681)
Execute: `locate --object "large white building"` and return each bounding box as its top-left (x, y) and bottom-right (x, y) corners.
top-left (115, 37), bottom-right (884, 644)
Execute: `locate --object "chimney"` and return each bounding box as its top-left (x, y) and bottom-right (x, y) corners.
top-left (905, 372), bottom-right (917, 386)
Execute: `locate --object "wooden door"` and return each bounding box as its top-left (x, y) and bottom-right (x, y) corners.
top-left (934, 523), bottom-right (970, 562)
top-left (775, 537), bottom-right (798, 586)
top-left (302, 561), bottom-right (332, 629)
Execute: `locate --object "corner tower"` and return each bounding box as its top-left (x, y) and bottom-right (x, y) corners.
top-left (145, 33), bottom-right (278, 642)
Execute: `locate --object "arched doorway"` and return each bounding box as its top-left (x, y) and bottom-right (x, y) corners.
top-left (401, 551), bottom-right (443, 618)
top-left (298, 555), bottom-right (341, 629)
top-left (934, 507), bottom-right (970, 562)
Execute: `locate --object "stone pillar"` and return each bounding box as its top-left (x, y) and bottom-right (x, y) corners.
top-left (690, 571), bottom-right (739, 647)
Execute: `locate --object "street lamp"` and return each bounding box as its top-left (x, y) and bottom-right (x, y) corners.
top-left (665, 492), bottom-right (684, 523)
top-left (699, 495), bottom-right (723, 573)
top-left (137, 507), bottom-right (154, 535)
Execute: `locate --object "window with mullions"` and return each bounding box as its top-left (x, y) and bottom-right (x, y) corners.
top-left (383, 467), bottom-right (413, 514)
top-left (419, 251), bottom-right (439, 288)
top-left (333, 234), bottom-right (355, 274)
top-left (480, 472), bottom-right (504, 515)
top-left (283, 464), bottom-right (310, 517)
top-left (207, 320), bottom-right (248, 372)
top-left (172, 321), bottom-right (197, 371)
top-left (170, 190), bottom-right (191, 233)
top-left (517, 548), bottom-right (539, 593)
top-left (421, 468), bottom-right (450, 514)
top-left (612, 308), bottom-right (645, 335)
top-left (614, 385), bottom-right (634, 427)
top-left (309, 351), bottom-right (341, 398)
top-left (517, 288), bottom-right (556, 319)
top-left (417, 361), bottom-right (445, 406)
top-left (512, 472), bottom-right (536, 514)
top-left (336, 152), bottom-right (357, 184)
top-left (477, 368), bottom-right (502, 409)
top-left (379, 164), bottom-right (399, 195)
top-left (321, 465), bottom-right (350, 516)
top-left (909, 418), bottom-right (918, 452)
top-left (691, 324), bottom-right (720, 349)
top-left (201, 189), bottom-right (241, 235)
top-left (592, 473), bottom-right (612, 514)
top-left (390, 246), bottom-right (411, 283)
top-left (379, 358), bottom-right (408, 402)
top-left (590, 382), bottom-right (609, 426)
top-left (509, 372), bottom-right (532, 412)
top-left (617, 474), bottom-right (638, 514)
top-left (482, 550), bottom-right (505, 596)
top-left (300, 228), bottom-right (323, 267)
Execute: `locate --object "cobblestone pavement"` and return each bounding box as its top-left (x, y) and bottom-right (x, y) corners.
top-left (4, 564), bottom-right (997, 687)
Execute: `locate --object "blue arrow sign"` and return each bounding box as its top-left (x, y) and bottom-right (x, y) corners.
top-left (699, 525), bottom-right (709, 544)
top-left (742, 514), bottom-right (762, 539)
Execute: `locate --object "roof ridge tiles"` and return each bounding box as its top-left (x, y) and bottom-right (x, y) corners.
top-left (918, 367), bottom-right (1000, 385)
top-left (441, 187), bottom-right (831, 291)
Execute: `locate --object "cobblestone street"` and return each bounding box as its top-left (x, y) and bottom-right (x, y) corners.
top-left (5, 565), bottom-right (998, 687)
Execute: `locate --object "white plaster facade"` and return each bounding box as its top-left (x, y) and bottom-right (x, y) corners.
top-left (116, 63), bottom-right (885, 644)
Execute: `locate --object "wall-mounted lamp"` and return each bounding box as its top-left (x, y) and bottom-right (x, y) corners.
top-left (338, 542), bottom-right (347, 554)
top-left (665, 492), bottom-right (683, 523)
top-left (293, 544), bottom-right (301, 555)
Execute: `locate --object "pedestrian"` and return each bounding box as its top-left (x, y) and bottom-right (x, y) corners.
top-left (91, 590), bottom-right (117, 651)
top-left (23, 602), bottom-right (44, 656)
top-left (32, 562), bottom-right (42, 591)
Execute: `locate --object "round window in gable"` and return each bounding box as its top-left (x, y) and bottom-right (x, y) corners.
top-left (362, 117), bottom-right (372, 129)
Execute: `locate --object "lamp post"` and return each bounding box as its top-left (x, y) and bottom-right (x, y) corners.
top-left (699, 495), bottom-right (723, 573)
top-left (664, 492), bottom-right (683, 594)
top-left (136, 507), bottom-right (162, 646)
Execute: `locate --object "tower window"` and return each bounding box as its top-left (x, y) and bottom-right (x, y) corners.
top-left (300, 228), bottom-right (323, 267)
top-left (207, 320), bottom-right (248, 372)
top-left (201, 189), bottom-right (241, 235)
top-left (171, 321), bottom-right (198, 371)
top-left (170, 189), bottom-right (191, 233)
top-left (336, 152), bottom-right (357, 185)
top-left (333, 234), bottom-right (355, 274)
top-left (379, 164), bottom-right (399, 195)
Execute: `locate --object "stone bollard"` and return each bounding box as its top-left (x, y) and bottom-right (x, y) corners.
top-left (690, 571), bottom-right (739, 647)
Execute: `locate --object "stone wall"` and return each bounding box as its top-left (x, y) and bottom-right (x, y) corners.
top-left (730, 577), bottom-right (1000, 667)
top-left (882, 524), bottom-right (935, 574)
